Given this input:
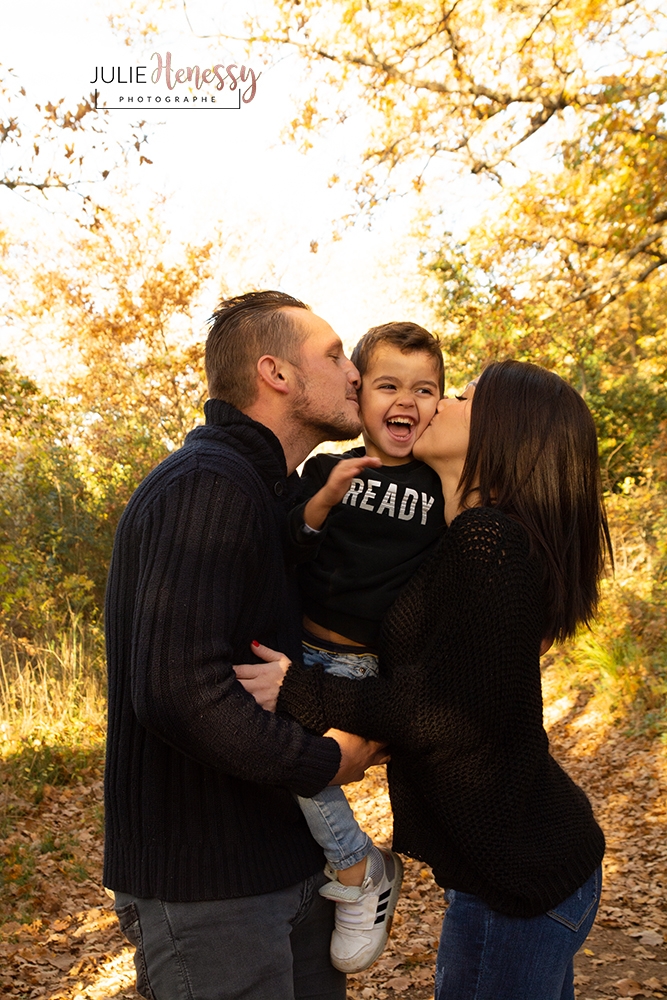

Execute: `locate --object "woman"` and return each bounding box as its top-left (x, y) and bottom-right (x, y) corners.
top-left (239, 360), bottom-right (610, 1000)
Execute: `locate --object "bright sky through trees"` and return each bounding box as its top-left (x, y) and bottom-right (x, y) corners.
top-left (0, 0), bottom-right (490, 380)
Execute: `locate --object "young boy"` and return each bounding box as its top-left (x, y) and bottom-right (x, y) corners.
top-left (291, 322), bottom-right (445, 973)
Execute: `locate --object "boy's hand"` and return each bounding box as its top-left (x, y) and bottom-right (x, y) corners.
top-left (304, 455), bottom-right (382, 529)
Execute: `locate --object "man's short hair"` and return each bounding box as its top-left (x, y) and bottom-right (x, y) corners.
top-left (206, 291), bottom-right (310, 409)
top-left (351, 322), bottom-right (444, 395)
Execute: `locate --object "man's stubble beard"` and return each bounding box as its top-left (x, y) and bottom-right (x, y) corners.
top-left (290, 375), bottom-right (362, 443)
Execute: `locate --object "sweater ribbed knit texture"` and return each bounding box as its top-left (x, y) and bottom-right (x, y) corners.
top-left (104, 399), bottom-right (341, 902)
top-left (279, 506), bottom-right (605, 918)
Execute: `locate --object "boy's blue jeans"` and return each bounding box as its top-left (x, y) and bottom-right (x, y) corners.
top-left (435, 865), bottom-right (602, 1000)
top-left (297, 641), bottom-right (378, 870)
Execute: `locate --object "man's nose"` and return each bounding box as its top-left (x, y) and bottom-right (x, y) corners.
top-left (345, 358), bottom-right (361, 389)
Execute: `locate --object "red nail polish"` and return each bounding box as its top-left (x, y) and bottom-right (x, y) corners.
top-left (251, 640), bottom-right (260, 647)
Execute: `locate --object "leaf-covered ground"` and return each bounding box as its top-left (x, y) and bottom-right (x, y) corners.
top-left (2, 674), bottom-right (667, 999)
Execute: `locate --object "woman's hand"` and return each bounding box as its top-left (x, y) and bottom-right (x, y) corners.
top-left (233, 641), bottom-right (291, 712)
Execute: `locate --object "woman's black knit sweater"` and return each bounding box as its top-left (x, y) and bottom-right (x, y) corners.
top-left (279, 506), bottom-right (605, 918)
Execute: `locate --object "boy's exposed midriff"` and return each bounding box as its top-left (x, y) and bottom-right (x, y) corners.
top-left (302, 616), bottom-right (367, 648)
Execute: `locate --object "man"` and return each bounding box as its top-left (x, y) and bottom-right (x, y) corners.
top-left (104, 291), bottom-right (386, 1000)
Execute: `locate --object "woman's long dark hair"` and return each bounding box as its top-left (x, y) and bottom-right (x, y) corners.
top-left (458, 360), bottom-right (612, 641)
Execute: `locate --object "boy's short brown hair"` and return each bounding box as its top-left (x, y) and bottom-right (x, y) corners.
top-left (351, 322), bottom-right (444, 395)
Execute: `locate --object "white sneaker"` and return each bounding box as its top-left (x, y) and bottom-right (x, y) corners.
top-left (320, 846), bottom-right (403, 973)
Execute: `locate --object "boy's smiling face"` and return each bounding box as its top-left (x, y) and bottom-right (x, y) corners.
top-left (359, 345), bottom-right (442, 465)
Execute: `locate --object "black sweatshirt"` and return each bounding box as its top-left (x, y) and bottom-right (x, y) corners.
top-left (296, 449), bottom-right (445, 645)
top-left (279, 507), bottom-right (605, 918)
top-left (103, 399), bottom-right (341, 902)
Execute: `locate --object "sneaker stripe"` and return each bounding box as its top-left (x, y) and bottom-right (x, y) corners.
top-left (379, 889), bottom-right (391, 901)
top-left (374, 913), bottom-right (386, 924)
top-left (376, 901), bottom-right (389, 913)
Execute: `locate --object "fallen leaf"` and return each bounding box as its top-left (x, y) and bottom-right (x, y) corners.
top-left (384, 975), bottom-right (411, 991)
top-left (374, 956), bottom-right (403, 971)
top-left (637, 931), bottom-right (664, 947)
top-left (45, 953), bottom-right (73, 971)
top-left (615, 978), bottom-right (646, 997)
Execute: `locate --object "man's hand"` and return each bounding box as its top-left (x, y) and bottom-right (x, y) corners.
top-left (304, 455), bottom-right (382, 529)
top-left (326, 728), bottom-right (389, 785)
top-left (233, 642), bottom-right (290, 712)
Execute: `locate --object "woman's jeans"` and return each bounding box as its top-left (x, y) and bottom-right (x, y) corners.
top-left (297, 641), bottom-right (378, 870)
top-left (435, 865), bottom-right (602, 1000)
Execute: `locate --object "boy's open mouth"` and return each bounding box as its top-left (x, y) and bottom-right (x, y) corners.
top-left (386, 416), bottom-right (416, 442)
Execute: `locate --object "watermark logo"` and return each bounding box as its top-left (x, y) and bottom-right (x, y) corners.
top-left (93, 52), bottom-right (261, 110)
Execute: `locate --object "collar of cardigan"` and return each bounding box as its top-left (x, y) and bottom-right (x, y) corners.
top-left (185, 398), bottom-right (290, 496)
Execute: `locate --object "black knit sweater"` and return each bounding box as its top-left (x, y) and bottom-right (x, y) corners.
top-left (279, 506), bottom-right (605, 918)
top-left (295, 449), bottom-right (445, 645)
top-left (104, 399), bottom-right (341, 902)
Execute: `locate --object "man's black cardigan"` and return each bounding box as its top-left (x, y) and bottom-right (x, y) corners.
top-left (103, 399), bottom-right (341, 902)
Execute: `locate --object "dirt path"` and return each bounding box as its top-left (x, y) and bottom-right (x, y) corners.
top-left (2, 683), bottom-right (667, 999)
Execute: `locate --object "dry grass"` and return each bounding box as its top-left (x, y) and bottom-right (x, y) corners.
top-left (0, 624), bottom-right (106, 750)
top-left (0, 625), bottom-right (106, 813)
top-left (543, 482), bottom-right (667, 741)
